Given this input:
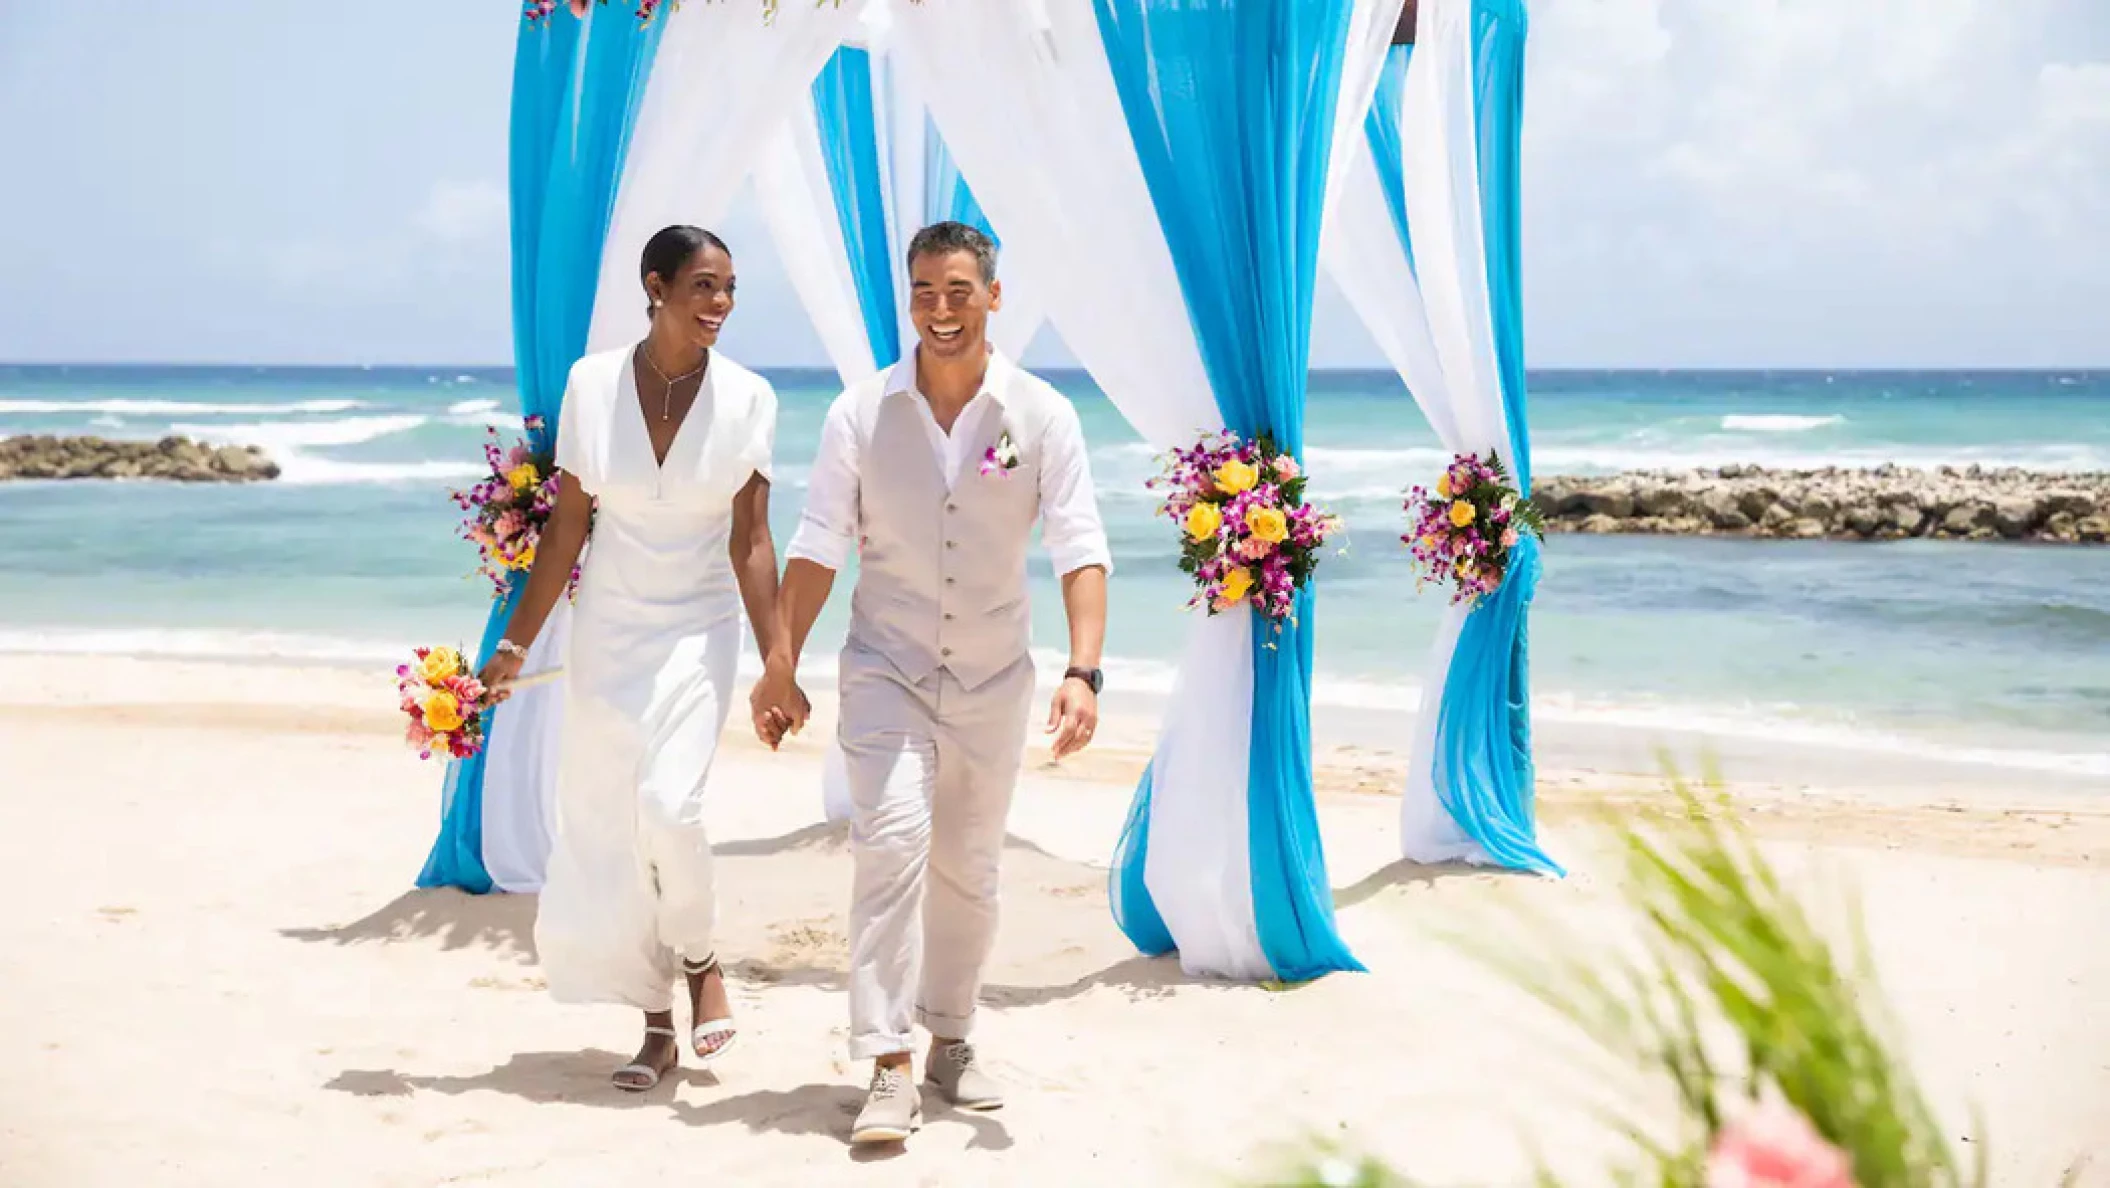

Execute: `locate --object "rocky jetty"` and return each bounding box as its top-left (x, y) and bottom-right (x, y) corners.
top-left (0, 434), bottom-right (280, 483)
top-left (1533, 465), bottom-right (2110, 544)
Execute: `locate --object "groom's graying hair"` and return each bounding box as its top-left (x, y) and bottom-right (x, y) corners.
top-left (907, 221), bottom-right (998, 285)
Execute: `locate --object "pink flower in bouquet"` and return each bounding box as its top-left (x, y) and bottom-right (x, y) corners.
top-left (1236, 536), bottom-right (1275, 561)
top-left (1502, 528), bottom-right (1519, 548)
top-left (1271, 455), bottom-right (1300, 481)
top-left (1704, 1100), bottom-right (1855, 1188)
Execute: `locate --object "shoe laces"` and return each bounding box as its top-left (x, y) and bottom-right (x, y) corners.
top-left (870, 1065), bottom-right (911, 1095)
top-left (941, 1042), bottom-right (977, 1071)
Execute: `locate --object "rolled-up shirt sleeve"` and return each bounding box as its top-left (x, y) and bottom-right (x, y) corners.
top-left (785, 391), bottom-right (861, 571)
top-left (1037, 400), bottom-right (1113, 577)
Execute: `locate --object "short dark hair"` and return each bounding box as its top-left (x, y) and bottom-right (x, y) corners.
top-left (640, 225), bottom-right (730, 315)
top-left (906, 221), bottom-right (997, 285)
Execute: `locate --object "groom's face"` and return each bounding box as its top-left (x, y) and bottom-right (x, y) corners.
top-left (908, 249), bottom-right (1002, 361)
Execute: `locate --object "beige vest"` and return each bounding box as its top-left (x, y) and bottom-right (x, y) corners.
top-left (847, 386), bottom-right (1048, 692)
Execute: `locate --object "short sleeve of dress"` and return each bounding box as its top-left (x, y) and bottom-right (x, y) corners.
top-left (554, 360), bottom-right (594, 495)
top-left (745, 377), bottom-right (778, 484)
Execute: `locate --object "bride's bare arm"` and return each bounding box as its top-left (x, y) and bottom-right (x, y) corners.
top-left (477, 469), bottom-right (592, 693)
top-left (728, 471), bottom-right (781, 661)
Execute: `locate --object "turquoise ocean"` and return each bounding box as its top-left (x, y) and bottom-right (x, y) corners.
top-left (3, 364), bottom-right (2106, 777)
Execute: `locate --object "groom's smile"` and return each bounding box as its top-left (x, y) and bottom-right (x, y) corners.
top-left (909, 245), bottom-right (1003, 361)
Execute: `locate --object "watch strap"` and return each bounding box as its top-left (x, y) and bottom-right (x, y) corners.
top-left (1064, 666), bottom-right (1103, 694)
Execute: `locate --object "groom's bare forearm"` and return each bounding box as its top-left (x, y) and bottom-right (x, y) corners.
top-left (1059, 565), bottom-right (1108, 669)
top-left (770, 557), bottom-right (837, 671)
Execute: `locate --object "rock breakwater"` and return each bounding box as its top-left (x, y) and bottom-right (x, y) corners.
top-left (0, 435), bottom-right (280, 482)
top-left (1533, 465), bottom-right (2110, 543)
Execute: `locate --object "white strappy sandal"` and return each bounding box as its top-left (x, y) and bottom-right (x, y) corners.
top-left (683, 954), bottom-right (738, 1065)
top-left (611, 1025), bottom-right (679, 1092)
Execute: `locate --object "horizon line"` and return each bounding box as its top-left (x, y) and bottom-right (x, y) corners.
top-left (4, 360), bottom-right (2105, 375)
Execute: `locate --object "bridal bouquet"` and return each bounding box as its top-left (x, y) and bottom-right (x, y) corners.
top-left (451, 418), bottom-right (575, 599)
top-left (397, 646), bottom-right (489, 762)
top-left (1401, 450), bottom-right (1544, 607)
top-left (1151, 431), bottom-right (1341, 626)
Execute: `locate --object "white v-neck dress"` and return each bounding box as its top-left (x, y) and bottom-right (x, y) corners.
top-left (533, 346), bottom-right (776, 1011)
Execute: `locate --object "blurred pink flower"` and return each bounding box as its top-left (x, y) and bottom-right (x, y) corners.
top-left (1705, 1100), bottom-right (1855, 1188)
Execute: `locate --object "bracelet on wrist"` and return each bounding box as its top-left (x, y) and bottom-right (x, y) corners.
top-left (496, 639), bottom-right (531, 660)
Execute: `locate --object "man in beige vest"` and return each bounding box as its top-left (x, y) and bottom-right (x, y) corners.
top-left (753, 222), bottom-right (1110, 1145)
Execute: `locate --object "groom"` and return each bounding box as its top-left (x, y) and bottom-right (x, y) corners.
top-left (752, 221), bottom-right (1110, 1144)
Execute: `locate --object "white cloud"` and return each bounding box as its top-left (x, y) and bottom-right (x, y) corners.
top-left (1520, 0), bottom-right (2110, 365)
top-left (229, 179), bottom-right (508, 298)
top-left (414, 179), bottom-right (508, 246)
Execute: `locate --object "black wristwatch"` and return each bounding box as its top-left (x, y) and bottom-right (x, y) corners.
top-left (1064, 666), bottom-right (1104, 694)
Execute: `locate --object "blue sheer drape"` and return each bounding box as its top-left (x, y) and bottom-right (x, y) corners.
top-left (923, 117), bottom-right (995, 236)
top-left (1364, 44), bottom-right (1416, 276)
top-left (1097, 0), bottom-right (1364, 981)
top-left (812, 47), bottom-right (902, 369)
top-left (1425, 0), bottom-right (1560, 876)
top-left (418, 9), bottom-right (664, 892)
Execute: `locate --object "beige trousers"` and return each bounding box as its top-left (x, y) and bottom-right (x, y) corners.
top-left (838, 643), bottom-right (1035, 1059)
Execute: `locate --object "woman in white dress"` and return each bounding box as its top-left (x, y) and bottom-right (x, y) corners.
top-left (478, 225), bottom-right (787, 1091)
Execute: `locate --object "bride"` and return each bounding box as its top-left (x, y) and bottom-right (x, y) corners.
top-left (478, 225), bottom-right (794, 1091)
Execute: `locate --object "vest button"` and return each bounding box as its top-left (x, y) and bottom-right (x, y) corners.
top-left (946, 503), bottom-right (958, 513)
top-left (944, 577), bottom-right (956, 586)
top-left (941, 647), bottom-right (953, 657)
top-left (945, 540), bottom-right (956, 549)
top-left (943, 612), bottom-right (955, 621)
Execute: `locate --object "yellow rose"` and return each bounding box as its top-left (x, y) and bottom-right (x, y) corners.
top-left (1245, 504), bottom-right (1289, 544)
top-left (1448, 500), bottom-right (1477, 528)
top-left (423, 691), bottom-right (465, 732)
top-left (417, 646), bottom-right (462, 683)
top-left (1435, 473), bottom-right (1451, 499)
top-left (1217, 566), bottom-right (1255, 605)
top-left (511, 544), bottom-right (537, 570)
top-left (506, 463), bottom-right (539, 491)
top-left (1184, 501), bottom-right (1224, 541)
top-left (1214, 459), bottom-right (1259, 494)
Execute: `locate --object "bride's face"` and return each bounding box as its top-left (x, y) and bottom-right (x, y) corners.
top-left (648, 245), bottom-right (736, 350)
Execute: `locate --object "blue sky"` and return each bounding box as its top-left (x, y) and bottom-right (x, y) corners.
top-left (2, 1), bottom-right (2105, 369)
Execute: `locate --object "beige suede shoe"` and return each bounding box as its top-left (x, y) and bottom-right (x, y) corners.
top-left (850, 1064), bottom-right (923, 1144)
top-left (925, 1041), bottom-right (1004, 1111)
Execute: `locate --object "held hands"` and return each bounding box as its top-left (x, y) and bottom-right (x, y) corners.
top-left (749, 660), bottom-right (811, 752)
top-left (1046, 675), bottom-right (1098, 760)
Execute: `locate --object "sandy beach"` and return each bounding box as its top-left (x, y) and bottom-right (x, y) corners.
top-left (1, 653), bottom-right (2106, 1186)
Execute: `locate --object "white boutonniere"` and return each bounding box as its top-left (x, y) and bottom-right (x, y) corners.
top-left (979, 431), bottom-right (1022, 478)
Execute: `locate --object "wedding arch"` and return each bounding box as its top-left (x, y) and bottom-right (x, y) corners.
top-left (420, 0), bottom-right (1557, 983)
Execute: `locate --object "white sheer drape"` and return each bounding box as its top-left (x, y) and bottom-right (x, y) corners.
top-left (755, 90), bottom-right (883, 383)
top-left (483, 602), bottom-right (569, 891)
top-left (1321, 0), bottom-right (1511, 865)
top-left (1325, 0), bottom-right (1411, 226)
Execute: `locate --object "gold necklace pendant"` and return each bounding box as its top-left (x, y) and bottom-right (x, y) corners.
top-left (639, 341), bottom-right (706, 423)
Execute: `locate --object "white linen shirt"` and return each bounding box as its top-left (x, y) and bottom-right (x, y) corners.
top-left (787, 350), bottom-right (1113, 578)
